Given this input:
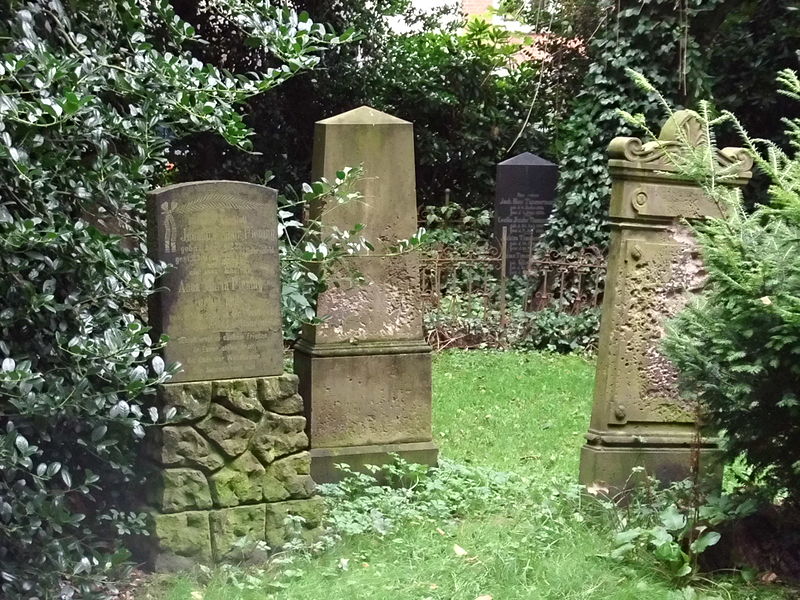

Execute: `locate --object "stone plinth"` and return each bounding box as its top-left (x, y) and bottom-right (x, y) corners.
top-left (494, 152), bottom-right (558, 277)
top-left (294, 107), bottom-right (438, 482)
top-left (147, 181), bottom-right (283, 383)
top-left (143, 375), bottom-right (323, 570)
top-left (578, 111), bottom-right (753, 493)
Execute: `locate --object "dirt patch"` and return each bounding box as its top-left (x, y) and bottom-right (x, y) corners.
top-left (702, 504), bottom-right (800, 584)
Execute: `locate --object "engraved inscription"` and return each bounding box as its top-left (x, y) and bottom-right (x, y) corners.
top-left (148, 182), bottom-right (283, 382)
top-left (493, 155), bottom-right (558, 277)
top-left (496, 191), bottom-right (554, 276)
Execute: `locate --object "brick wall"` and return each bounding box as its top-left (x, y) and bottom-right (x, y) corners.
top-left (462, 0), bottom-right (493, 15)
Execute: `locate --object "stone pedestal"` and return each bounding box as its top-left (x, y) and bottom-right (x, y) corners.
top-left (143, 375), bottom-right (323, 570)
top-left (578, 111), bottom-right (752, 493)
top-left (294, 107), bottom-right (438, 482)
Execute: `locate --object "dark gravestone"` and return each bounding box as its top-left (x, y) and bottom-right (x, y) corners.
top-left (494, 152), bottom-right (559, 276)
top-left (147, 181), bottom-right (283, 383)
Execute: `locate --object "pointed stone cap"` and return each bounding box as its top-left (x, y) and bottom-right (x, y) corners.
top-left (316, 105), bottom-right (411, 126)
top-left (498, 151), bottom-right (556, 167)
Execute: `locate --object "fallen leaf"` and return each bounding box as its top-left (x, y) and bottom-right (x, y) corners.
top-left (760, 571), bottom-right (778, 583)
top-left (436, 527), bottom-right (446, 536)
top-left (453, 544), bottom-right (468, 557)
top-left (476, 595), bottom-right (493, 600)
top-left (586, 482), bottom-right (609, 496)
top-left (361, 562), bottom-right (369, 568)
top-left (190, 592), bottom-right (203, 600)
top-left (429, 584), bottom-right (439, 590)
top-left (760, 296), bottom-right (772, 306)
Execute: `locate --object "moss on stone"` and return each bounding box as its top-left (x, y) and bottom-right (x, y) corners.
top-left (213, 378), bottom-right (264, 419)
top-left (158, 381), bottom-right (212, 422)
top-left (263, 452), bottom-right (315, 502)
top-left (150, 468), bottom-right (213, 512)
top-left (250, 412), bottom-right (308, 464)
top-left (209, 504), bottom-right (268, 562)
top-left (148, 425), bottom-right (225, 472)
top-left (209, 450), bottom-right (265, 507)
top-left (264, 497), bottom-right (325, 549)
top-left (258, 375), bottom-right (303, 414)
top-left (151, 510), bottom-right (213, 570)
top-left (197, 403), bottom-right (256, 458)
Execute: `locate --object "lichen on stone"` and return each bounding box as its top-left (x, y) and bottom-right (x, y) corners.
top-left (196, 403), bottom-right (257, 458)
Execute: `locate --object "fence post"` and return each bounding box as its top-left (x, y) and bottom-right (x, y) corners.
top-left (499, 226), bottom-right (508, 329)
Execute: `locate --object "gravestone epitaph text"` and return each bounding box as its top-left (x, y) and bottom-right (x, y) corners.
top-left (148, 181), bottom-right (283, 383)
top-left (494, 152), bottom-right (559, 276)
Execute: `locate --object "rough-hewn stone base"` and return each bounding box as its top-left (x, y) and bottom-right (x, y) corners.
top-left (310, 441), bottom-right (439, 484)
top-left (140, 374), bottom-right (322, 571)
top-left (579, 443), bottom-right (722, 496)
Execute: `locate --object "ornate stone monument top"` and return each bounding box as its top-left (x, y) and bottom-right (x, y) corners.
top-left (579, 113), bottom-right (752, 490)
top-left (608, 110), bottom-right (754, 176)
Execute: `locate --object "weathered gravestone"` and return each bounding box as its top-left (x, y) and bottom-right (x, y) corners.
top-left (147, 181), bottom-right (283, 382)
top-left (143, 181), bottom-right (322, 570)
top-left (294, 106), bottom-right (438, 483)
top-left (579, 112), bottom-right (753, 492)
top-left (494, 152), bottom-right (558, 277)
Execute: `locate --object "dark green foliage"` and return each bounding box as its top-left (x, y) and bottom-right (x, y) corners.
top-left (172, 2), bottom-right (585, 210)
top-left (420, 202), bottom-right (599, 352)
top-left (664, 71), bottom-right (800, 502)
top-left (706, 0), bottom-right (800, 150)
top-left (539, 0), bottom-right (724, 252)
top-left (0, 2), bottom-right (342, 596)
top-left (513, 307), bottom-right (600, 354)
top-left (366, 18), bottom-right (573, 207)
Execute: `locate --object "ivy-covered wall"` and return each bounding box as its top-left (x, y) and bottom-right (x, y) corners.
top-left (540, 0), bottom-right (724, 252)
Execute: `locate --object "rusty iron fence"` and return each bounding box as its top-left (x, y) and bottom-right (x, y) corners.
top-left (524, 245), bottom-right (606, 314)
top-left (419, 227), bottom-right (607, 348)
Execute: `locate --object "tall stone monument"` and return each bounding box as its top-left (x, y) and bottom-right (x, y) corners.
top-left (494, 152), bottom-right (558, 276)
top-left (143, 181), bottom-right (322, 570)
top-left (579, 112), bottom-right (752, 492)
top-left (294, 107), bottom-right (438, 483)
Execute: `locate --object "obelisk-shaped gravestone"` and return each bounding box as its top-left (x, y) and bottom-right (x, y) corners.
top-left (494, 152), bottom-right (558, 276)
top-left (294, 107), bottom-right (438, 483)
top-left (144, 181), bottom-right (323, 571)
top-left (579, 112), bottom-right (752, 493)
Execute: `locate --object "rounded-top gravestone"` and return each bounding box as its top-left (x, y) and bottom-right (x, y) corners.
top-left (147, 181), bottom-right (283, 382)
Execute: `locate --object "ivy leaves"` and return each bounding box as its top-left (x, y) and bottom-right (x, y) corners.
top-left (539, 0), bottom-right (721, 253)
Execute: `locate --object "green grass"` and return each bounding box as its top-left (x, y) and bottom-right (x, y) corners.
top-left (143, 351), bottom-right (789, 600)
top-left (432, 351), bottom-right (594, 477)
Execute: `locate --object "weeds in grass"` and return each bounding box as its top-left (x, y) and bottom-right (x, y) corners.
top-left (318, 457), bottom-right (527, 536)
top-left (143, 352), bottom-right (787, 600)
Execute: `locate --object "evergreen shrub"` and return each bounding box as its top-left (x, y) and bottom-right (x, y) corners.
top-left (0, 1), bottom-right (345, 596)
top-left (661, 70), bottom-right (800, 502)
